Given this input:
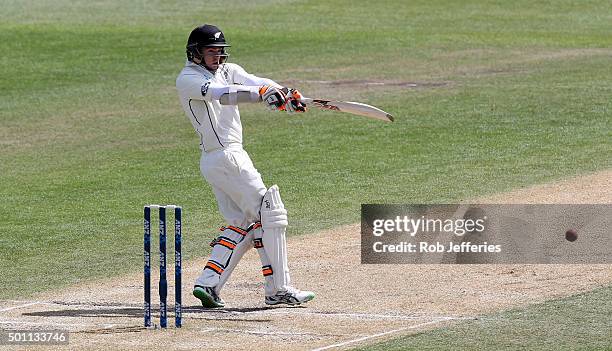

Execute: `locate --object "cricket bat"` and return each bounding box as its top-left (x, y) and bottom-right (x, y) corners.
top-left (300, 97), bottom-right (394, 122)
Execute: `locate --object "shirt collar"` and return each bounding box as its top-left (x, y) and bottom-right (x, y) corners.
top-left (185, 60), bottom-right (215, 77)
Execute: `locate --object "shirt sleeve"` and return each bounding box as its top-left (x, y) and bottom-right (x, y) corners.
top-left (176, 70), bottom-right (259, 102)
top-left (176, 72), bottom-right (214, 101)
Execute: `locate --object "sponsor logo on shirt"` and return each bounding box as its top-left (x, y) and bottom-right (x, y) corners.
top-left (201, 82), bottom-right (211, 97)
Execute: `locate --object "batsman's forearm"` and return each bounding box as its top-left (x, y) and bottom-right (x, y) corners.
top-left (219, 90), bottom-right (262, 105)
top-left (205, 82), bottom-right (261, 105)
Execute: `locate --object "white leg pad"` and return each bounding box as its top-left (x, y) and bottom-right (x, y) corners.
top-left (259, 185), bottom-right (291, 294)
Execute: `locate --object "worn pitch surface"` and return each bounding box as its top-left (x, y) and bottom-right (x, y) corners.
top-left (1, 171), bottom-right (610, 350)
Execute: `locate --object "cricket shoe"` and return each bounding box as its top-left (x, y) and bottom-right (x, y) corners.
top-left (193, 285), bottom-right (225, 308)
top-left (265, 287), bottom-right (315, 306)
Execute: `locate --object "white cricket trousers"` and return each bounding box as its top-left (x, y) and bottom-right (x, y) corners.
top-left (199, 144), bottom-right (267, 228)
top-left (196, 144), bottom-right (269, 292)
top-left (196, 144), bottom-right (293, 296)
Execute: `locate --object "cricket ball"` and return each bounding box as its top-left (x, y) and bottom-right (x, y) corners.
top-left (565, 229), bottom-right (578, 242)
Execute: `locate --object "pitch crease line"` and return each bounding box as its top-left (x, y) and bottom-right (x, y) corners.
top-left (260, 310), bottom-right (464, 321)
top-left (203, 327), bottom-right (326, 337)
top-left (0, 302), bottom-right (40, 312)
top-left (0, 320), bottom-right (113, 328)
top-left (310, 318), bottom-right (450, 351)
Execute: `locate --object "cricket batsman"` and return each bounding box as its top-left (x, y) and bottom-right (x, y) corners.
top-left (175, 24), bottom-right (315, 307)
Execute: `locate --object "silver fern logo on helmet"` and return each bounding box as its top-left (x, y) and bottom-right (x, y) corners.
top-left (214, 32), bottom-right (221, 40)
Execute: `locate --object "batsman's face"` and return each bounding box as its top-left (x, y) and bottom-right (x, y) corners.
top-left (203, 47), bottom-right (223, 71)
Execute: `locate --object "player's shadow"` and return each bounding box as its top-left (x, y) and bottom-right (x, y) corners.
top-left (23, 307), bottom-right (141, 319)
top-left (22, 305), bottom-right (297, 322)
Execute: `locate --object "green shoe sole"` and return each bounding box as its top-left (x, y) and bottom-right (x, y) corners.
top-left (193, 287), bottom-right (225, 308)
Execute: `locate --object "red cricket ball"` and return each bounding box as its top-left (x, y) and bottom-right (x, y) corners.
top-left (565, 229), bottom-right (578, 242)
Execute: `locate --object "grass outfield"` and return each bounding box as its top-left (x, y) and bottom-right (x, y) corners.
top-left (355, 285), bottom-right (612, 350)
top-left (1, 0), bottom-right (611, 305)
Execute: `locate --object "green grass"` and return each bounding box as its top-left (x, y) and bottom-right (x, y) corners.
top-left (355, 285), bottom-right (612, 350)
top-left (1, 0), bottom-right (611, 304)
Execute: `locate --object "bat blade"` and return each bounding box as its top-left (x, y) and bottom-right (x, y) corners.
top-left (301, 97), bottom-right (394, 122)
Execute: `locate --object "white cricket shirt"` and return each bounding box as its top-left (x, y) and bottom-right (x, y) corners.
top-left (176, 61), bottom-right (280, 152)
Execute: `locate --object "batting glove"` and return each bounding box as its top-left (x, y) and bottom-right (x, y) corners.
top-left (259, 85), bottom-right (288, 111)
top-left (283, 88), bottom-right (307, 113)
